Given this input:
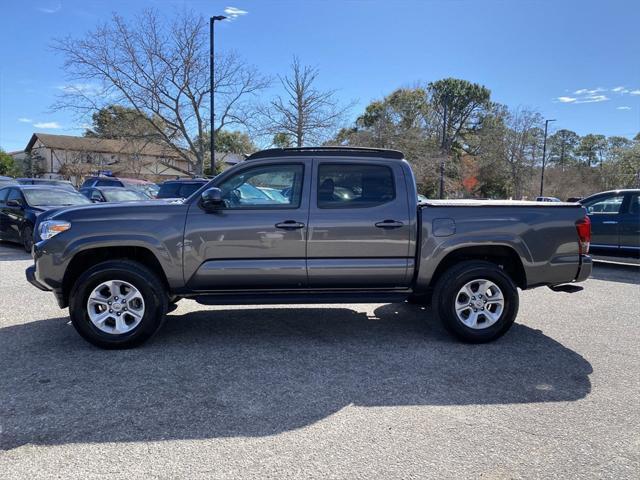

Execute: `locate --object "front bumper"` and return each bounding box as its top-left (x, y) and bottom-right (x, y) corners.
top-left (26, 265), bottom-right (49, 291)
top-left (575, 255), bottom-right (593, 283)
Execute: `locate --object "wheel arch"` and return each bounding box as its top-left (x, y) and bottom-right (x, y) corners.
top-left (62, 246), bottom-right (170, 307)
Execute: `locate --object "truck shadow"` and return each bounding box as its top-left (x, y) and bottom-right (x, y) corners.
top-left (590, 263), bottom-right (640, 285)
top-left (0, 304), bottom-right (592, 450)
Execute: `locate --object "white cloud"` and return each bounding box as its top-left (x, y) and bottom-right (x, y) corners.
top-left (557, 96), bottom-right (577, 103)
top-left (616, 106), bottom-right (632, 110)
top-left (57, 82), bottom-right (102, 96)
top-left (612, 86), bottom-right (629, 93)
top-left (18, 117), bottom-right (33, 123)
top-left (575, 94), bottom-right (609, 104)
top-left (33, 121), bottom-right (62, 129)
top-left (630, 89), bottom-right (640, 96)
top-left (37, 1), bottom-right (62, 14)
top-left (574, 87), bottom-right (605, 95)
top-left (224, 6), bottom-right (248, 20)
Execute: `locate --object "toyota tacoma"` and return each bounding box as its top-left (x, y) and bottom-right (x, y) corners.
top-left (26, 147), bottom-right (592, 348)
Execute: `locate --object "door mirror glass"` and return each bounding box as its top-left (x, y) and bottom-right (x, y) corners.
top-left (201, 187), bottom-right (224, 211)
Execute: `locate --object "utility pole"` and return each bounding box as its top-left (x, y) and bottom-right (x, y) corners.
top-left (209, 15), bottom-right (226, 176)
top-left (539, 118), bottom-right (556, 197)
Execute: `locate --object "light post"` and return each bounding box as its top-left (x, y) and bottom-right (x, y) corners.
top-left (210, 15), bottom-right (226, 175)
top-left (539, 118), bottom-right (556, 197)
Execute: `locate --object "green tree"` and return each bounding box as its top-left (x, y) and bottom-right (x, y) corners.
top-left (84, 105), bottom-right (164, 140)
top-left (577, 134), bottom-right (607, 167)
top-left (427, 78), bottom-right (491, 153)
top-left (201, 130), bottom-right (256, 175)
top-left (547, 129), bottom-right (580, 171)
top-left (272, 133), bottom-right (293, 148)
top-left (0, 150), bottom-right (21, 176)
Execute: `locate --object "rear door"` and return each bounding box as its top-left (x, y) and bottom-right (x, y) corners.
top-left (183, 161), bottom-right (310, 290)
top-left (583, 193), bottom-right (625, 248)
top-left (307, 159), bottom-right (412, 288)
top-left (619, 192), bottom-right (640, 250)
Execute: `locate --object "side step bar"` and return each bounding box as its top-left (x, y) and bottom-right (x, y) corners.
top-left (195, 291), bottom-right (411, 306)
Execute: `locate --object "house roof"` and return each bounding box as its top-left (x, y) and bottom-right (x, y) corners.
top-left (25, 133), bottom-right (185, 159)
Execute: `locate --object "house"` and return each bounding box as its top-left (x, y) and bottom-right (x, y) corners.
top-left (21, 133), bottom-right (193, 185)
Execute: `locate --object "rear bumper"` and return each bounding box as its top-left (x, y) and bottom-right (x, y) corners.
top-left (575, 255), bottom-right (592, 283)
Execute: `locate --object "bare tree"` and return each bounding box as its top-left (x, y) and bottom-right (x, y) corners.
top-left (502, 107), bottom-right (543, 199)
top-left (53, 9), bottom-right (269, 175)
top-left (259, 57), bottom-right (353, 147)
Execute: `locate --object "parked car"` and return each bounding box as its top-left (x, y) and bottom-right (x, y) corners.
top-left (156, 179), bottom-right (208, 199)
top-left (536, 196), bottom-right (561, 202)
top-left (0, 185), bottom-right (90, 252)
top-left (26, 147), bottom-right (592, 349)
top-left (80, 187), bottom-right (151, 203)
top-left (579, 189), bottom-right (640, 253)
top-left (81, 176), bottom-right (156, 198)
top-left (17, 178), bottom-right (76, 191)
top-left (0, 176), bottom-right (17, 188)
top-left (417, 194), bottom-right (428, 203)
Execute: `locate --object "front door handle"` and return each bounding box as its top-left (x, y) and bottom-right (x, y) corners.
top-left (275, 220), bottom-right (305, 230)
top-left (375, 219), bottom-right (404, 229)
top-left (602, 221), bottom-right (618, 225)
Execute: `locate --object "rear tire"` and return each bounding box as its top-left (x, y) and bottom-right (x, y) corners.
top-left (69, 260), bottom-right (168, 349)
top-left (432, 260), bottom-right (519, 343)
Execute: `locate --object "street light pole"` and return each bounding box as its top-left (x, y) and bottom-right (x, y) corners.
top-left (539, 118), bottom-right (556, 197)
top-left (209, 15), bottom-right (226, 175)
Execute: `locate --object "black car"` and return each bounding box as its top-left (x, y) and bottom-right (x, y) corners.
top-left (580, 189), bottom-right (640, 254)
top-left (16, 178), bottom-right (76, 191)
top-left (157, 179), bottom-right (208, 199)
top-left (80, 186), bottom-right (150, 203)
top-left (0, 185), bottom-right (91, 252)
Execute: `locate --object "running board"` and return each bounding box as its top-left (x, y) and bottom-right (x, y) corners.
top-left (195, 291), bottom-right (410, 305)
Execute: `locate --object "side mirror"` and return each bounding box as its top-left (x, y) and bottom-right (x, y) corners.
top-left (200, 187), bottom-right (224, 211)
top-left (6, 199), bottom-right (23, 208)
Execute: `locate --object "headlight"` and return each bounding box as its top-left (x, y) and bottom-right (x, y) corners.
top-left (39, 220), bottom-right (71, 240)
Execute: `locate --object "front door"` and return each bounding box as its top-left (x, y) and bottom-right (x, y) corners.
top-left (183, 162), bottom-right (310, 290)
top-left (307, 159), bottom-right (412, 288)
top-left (583, 193), bottom-right (625, 248)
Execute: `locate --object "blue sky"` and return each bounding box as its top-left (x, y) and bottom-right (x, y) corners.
top-left (1, 0), bottom-right (638, 152)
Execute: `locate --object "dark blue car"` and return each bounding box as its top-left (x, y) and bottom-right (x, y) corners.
top-left (580, 189), bottom-right (640, 254)
top-left (0, 185), bottom-right (90, 252)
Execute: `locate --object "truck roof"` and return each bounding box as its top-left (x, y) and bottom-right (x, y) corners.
top-left (246, 146), bottom-right (405, 161)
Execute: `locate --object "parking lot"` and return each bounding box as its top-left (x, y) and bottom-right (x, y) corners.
top-left (0, 242), bottom-right (638, 479)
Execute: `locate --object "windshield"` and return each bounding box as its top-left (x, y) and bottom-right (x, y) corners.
top-left (103, 189), bottom-right (148, 202)
top-left (23, 188), bottom-right (92, 206)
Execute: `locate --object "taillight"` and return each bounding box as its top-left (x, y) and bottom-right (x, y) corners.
top-left (576, 215), bottom-right (591, 255)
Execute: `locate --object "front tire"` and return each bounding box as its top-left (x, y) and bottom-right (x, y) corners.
top-left (69, 260), bottom-right (168, 349)
top-left (22, 224), bottom-right (34, 253)
top-left (432, 260), bottom-right (519, 343)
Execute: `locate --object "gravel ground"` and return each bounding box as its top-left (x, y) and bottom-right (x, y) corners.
top-left (0, 242), bottom-right (638, 479)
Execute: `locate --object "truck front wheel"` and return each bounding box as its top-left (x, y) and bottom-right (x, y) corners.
top-left (432, 260), bottom-right (519, 343)
top-left (69, 260), bottom-right (168, 349)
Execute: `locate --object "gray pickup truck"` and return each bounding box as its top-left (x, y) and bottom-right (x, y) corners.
top-left (26, 147), bottom-right (592, 348)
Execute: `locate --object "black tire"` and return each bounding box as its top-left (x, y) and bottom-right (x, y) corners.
top-left (432, 260), bottom-right (519, 343)
top-left (21, 224), bottom-right (34, 253)
top-left (69, 260), bottom-right (168, 349)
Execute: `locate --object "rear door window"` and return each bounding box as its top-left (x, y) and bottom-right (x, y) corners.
top-left (317, 164), bottom-right (395, 208)
top-left (157, 183), bottom-right (182, 198)
top-left (179, 183), bottom-right (205, 198)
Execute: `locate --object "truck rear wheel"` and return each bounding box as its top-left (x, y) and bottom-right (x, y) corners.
top-left (432, 260), bottom-right (519, 343)
top-left (69, 260), bottom-right (168, 349)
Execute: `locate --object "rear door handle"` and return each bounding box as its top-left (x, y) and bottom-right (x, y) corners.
top-left (275, 220), bottom-right (305, 230)
top-left (602, 221), bottom-right (618, 225)
top-left (375, 220), bottom-right (404, 229)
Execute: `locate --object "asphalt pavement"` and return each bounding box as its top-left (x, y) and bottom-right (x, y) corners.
top-left (0, 243), bottom-right (638, 479)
